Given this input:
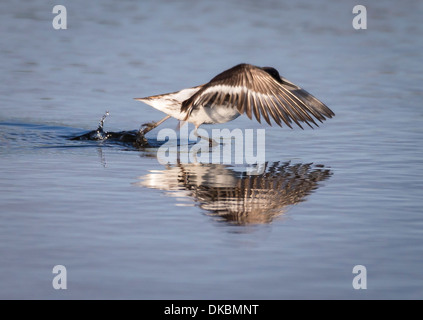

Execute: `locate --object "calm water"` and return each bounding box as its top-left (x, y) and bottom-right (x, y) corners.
top-left (1, 0), bottom-right (423, 299)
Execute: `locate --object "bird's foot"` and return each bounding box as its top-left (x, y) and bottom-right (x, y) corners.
top-left (134, 121), bottom-right (156, 148)
top-left (140, 121), bottom-right (157, 135)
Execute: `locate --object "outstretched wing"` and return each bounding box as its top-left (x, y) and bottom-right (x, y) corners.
top-left (181, 64), bottom-right (334, 129)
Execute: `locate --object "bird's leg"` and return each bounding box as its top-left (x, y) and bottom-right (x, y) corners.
top-left (140, 115), bottom-right (171, 135)
top-left (193, 126), bottom-right (219, 147)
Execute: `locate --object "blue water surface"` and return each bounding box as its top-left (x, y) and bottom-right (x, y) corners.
top-left (0, 0), bottom-right (422, 299)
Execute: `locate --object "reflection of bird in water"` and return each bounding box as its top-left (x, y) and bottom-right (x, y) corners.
top-left (135, 162), bottom-right (332, 225)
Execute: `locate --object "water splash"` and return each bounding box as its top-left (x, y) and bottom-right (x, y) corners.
top-left (98, 110), bottom-right (109, 132)
top-left (69, 111), bottom-right (151, 148)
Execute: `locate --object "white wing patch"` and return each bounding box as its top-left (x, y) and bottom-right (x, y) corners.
top-left (195, 85), bottom-right (272, 105)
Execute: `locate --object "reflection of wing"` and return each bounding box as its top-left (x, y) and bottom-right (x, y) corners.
top-left (135, 162), bottom-right (332, 225)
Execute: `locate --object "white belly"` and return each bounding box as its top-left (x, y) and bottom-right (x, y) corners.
top-left (190, 105), bottom-right (241, 126)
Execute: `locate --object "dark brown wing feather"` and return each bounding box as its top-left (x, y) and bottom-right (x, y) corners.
top-left (181, 63), bottom-right (334, 128)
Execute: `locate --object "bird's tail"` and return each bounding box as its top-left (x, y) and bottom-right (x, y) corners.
top-left (134, 86), bottom-right (203, 121)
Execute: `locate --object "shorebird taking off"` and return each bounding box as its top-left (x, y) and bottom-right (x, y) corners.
top-left (134, 63), bottom-right (334, 141)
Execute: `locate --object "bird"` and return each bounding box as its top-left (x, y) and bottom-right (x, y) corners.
top-left (134, 63), bottom-right (334, 143)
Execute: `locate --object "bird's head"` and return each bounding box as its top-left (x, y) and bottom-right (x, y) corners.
top-left (261, 66), bottom-right (283, 84)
